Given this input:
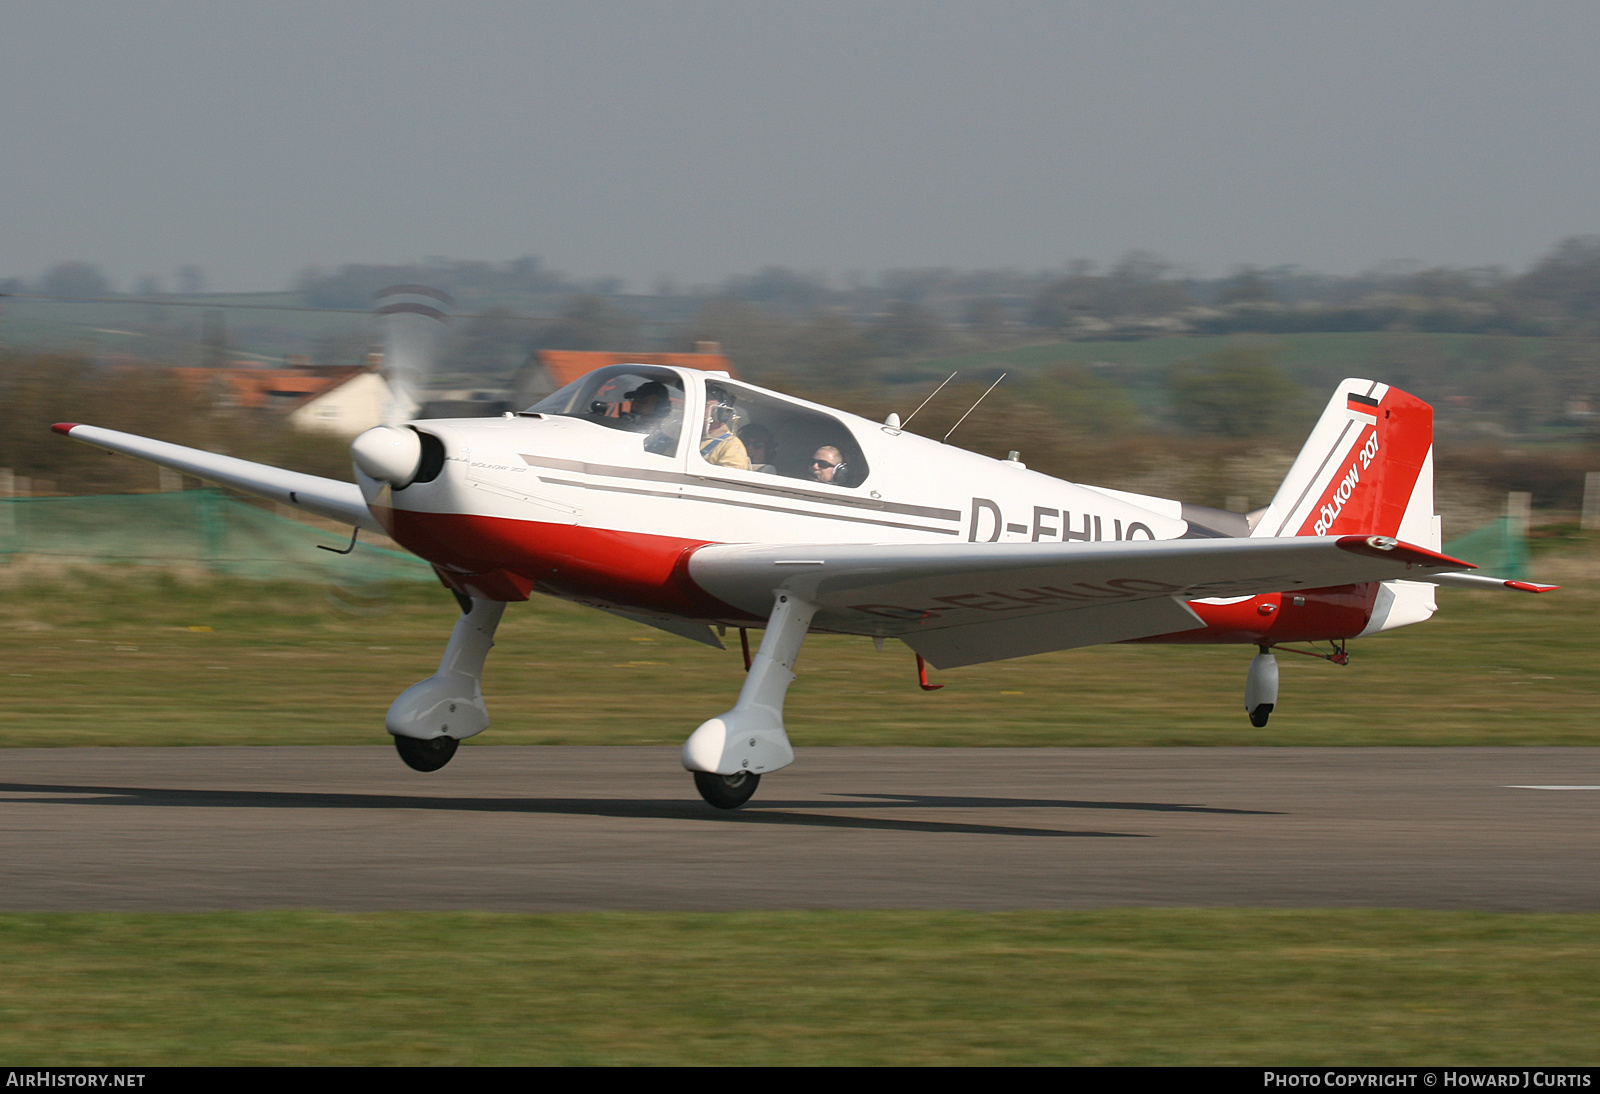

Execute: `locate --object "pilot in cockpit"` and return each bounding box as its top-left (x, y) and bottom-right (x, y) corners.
top-left (622, 380), bottom-right (679, 455)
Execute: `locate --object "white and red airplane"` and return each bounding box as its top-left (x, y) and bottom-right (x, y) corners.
top-left (53, 327), bottom-right (1554, 808)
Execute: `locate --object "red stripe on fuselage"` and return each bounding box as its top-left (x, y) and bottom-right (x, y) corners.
top-left (385, 508), bottom-right (748, 618)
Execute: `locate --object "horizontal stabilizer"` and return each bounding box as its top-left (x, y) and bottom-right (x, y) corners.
top-left (1430, 572), bottom-right (1559, 593)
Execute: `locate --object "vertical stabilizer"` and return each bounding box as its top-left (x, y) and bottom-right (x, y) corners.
top-left (1252, 378), bottom-right (1433, 542)
top-left (1255, 378), bottom-right (1438, 633)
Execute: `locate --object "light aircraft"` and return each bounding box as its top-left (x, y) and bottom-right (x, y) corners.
top-left (53, 290), bottom-right (1554, 808)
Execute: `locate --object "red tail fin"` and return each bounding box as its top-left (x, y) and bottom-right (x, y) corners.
top-left (1253, 379), bottom-right (1434, 543)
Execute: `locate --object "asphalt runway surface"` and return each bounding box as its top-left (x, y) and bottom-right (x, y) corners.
top-left (2, 746), bottom-right (1597, 912)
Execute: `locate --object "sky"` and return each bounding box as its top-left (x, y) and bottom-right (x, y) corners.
top-left (3, 0), bottom-right (1599, 292)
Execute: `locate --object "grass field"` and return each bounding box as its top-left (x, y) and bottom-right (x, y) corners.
top-left (2, 909), bottom-right (1598, 1066)
top-left (2, 565), bottom-right (1595, 749)
top-left (4, 568), bottom-right (1595, 1066)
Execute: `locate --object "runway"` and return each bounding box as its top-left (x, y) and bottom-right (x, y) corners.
top-left (2, 746), bottom-right (1597, 912)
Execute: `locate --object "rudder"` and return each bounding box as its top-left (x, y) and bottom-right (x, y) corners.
top-left (1252, 378), bottom-right (1435, 547)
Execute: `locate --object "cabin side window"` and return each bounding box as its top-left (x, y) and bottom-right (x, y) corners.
top-left (691, 379), bottom-right (869, 488)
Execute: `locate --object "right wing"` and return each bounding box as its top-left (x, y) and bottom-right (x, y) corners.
top-left (53, 423), bottom-right (380, 533)
top-left (690, 535), bottom-right (1474, 668)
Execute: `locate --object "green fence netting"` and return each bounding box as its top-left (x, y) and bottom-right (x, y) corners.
top-left (1443, 516), bottom-right (1529, 579)
top-left (0, 490), bottom-right (435, 583)
top-left (4, 492), bottom-right (1531, 584)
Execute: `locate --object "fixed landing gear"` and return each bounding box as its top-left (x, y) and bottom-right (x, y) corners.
top-left (395, 734), bottom-right (459, 772)
top-left (694, 770), bottom-right (761, 810)
top-left (1245, 646), bottom-right (1279, 727)
top-left (388, 597), bottom-right (506, 770)
top-left (682, 592), bottom-right (817, 809)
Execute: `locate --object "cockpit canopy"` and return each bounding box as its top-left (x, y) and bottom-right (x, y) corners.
top-left (523, 365), bottom-right (685, 435)
top-left (523, 364), bottom-right (869, 487)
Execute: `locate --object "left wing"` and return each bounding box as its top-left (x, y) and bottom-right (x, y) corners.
top-left (690, 535), bottom-right (1472, 668)
top-left (53, 423), bottom-right (380, 533)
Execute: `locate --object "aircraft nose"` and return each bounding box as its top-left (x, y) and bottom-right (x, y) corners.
top-left (351, 425), bottom-right (424, 487)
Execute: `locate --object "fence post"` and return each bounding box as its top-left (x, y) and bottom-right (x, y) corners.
top-left (198, 489), bottom-right (225, 571)
top-left (0, 469), bottom-right (13, 554)
top-left (1583, 472), bottom-right (1600, 533)
top-left (1506, 491), bottom-right (1532, 539)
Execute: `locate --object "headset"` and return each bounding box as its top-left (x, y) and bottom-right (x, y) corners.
top-left (705, 383), bottom-right (742, 428)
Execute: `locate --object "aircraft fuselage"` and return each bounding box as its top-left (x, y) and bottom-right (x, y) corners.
top-left (361, 366), bottom-right (1379, 645)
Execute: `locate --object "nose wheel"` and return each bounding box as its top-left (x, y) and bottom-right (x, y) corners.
top-left (694, 770), bottom-right (760, 809)
top-left (395, 735), bottom-right (458, 772)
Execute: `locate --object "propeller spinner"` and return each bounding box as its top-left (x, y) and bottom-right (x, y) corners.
top-left (351, 424), bottom-right (424, 486)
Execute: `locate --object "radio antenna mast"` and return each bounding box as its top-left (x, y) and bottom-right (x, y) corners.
top-left (897, 371), bottom-right (958, 431)
top-left (943, 373), bottom-right (1007, 443)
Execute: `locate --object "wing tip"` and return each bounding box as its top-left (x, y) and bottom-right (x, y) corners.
top-left (1334, 534), bottom-right (1473, 569)
top-left (1506, 580), bottom-right (1560, 593)
top-left (50, 422), bottom-right (80, 436)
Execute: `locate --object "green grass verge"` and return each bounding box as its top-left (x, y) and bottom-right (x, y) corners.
top-left (3, 568), bottom-right (1595, 748)
top-left (2, 909), bottom-right (1597, 1065)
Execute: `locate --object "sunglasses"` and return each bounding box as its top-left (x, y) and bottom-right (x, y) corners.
top-left (810, 459), bottom-right (839, 469)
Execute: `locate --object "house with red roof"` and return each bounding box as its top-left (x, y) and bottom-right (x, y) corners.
top-left (173, 362), bottom-right (395, 438)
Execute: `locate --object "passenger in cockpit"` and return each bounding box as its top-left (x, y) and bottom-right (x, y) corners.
top-left (810, 445), bottom-right (845, 484)
top-left (738, 424), bottom-right (777, 474)
top-left (700, 384), bottom-right (750, 470)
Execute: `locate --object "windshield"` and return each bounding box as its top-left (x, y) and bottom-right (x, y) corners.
top-left (523, 365), bottom-right (687, 455)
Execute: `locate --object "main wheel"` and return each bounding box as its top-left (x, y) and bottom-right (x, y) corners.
top-left (1248, 704), bottom-right (1273, 728)
top-left (395, 734), bottom-right (458, 772)
top-left (694, 770), bottom-right (761, 810)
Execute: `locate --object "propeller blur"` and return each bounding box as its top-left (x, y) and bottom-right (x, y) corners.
top-left (374, 284), bottom-right (452, 426)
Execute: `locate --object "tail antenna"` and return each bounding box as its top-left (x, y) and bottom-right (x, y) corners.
top-left (942, 373), bottom-right (1007, 443)
top-left (897, 371), bottom-right (958, 431)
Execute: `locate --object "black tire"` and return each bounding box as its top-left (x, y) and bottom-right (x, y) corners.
top-left (694, 770), bottom-right (761, 810)
top-left (395, 734), bottom-right (458, 772)
top-left (1248, 704), bottom-right (1273, 728)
